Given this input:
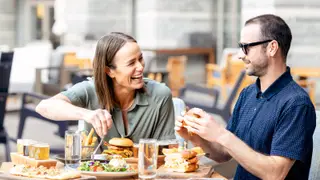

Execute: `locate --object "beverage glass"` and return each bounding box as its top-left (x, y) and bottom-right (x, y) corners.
top-left (173, 98), bottom-right (188, 150)
top-left (65, 130), bottom-right (81, 169)
top-left (138, 139), bottom-right (158, 179)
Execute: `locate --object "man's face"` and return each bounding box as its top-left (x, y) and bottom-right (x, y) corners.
top-left (239, 23), bottom-right (269, 77)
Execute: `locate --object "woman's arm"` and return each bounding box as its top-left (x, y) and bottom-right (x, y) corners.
top-left (36, 93), bottom-right (112, 137)
top-left (36, 93), bottom-right (90, 121)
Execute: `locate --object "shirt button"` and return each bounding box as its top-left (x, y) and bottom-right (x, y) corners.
top-left (254, 108), bottom-right (256, 111)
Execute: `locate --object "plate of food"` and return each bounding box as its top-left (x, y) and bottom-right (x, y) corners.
top-left (162, 146), bottom-right (206, 157)
top-left (10, 164), bottom-right (81, 180)
top-left (78, 155), bottom-right (138, 178)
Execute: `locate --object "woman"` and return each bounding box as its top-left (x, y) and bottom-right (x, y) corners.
top-left (36, 32), bottom-right (175, 143)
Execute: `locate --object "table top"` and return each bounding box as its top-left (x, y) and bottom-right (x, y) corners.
top-left (0, 162), bottom-right (227, 180)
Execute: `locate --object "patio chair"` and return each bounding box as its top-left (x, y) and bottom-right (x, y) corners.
top-left (206, 48), bottom-right (244, 100)
top-left (179, 70), bottom-right (246, 123)
top-left (0, 52), bottom-right (14, 161)
top-left (167, 56), bottom-right (187, 97)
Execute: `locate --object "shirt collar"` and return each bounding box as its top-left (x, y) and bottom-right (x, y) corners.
top-left (255, 66), bottom-right (293, 100)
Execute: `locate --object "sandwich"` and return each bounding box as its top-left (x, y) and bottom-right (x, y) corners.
top-left (103, 138), bottom-right (134, 158)
top-left (182, 112), bottom-right (201, 136)
top-left (163, 149), bottom-right (199, 173)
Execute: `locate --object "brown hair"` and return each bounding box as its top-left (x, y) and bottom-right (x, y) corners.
top-left (93, 32), bottom-right (137, 112)
top-left (245, 14), bottom-right (292, 60)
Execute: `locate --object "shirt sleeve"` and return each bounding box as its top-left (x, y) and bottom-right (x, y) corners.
top-left (152, 92), bottom-right (176, 140)
top-left (60, 81), bottom-right (92, 108)
top-left (270, 104), bottom-right (316, 163)
top-left (226, 88), bottom-right (247, 132)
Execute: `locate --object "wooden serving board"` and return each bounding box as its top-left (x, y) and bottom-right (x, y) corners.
top-left (156, 164), bottom-right (215, 179)
top-left (125, 155), bottom-right (165, 167)
top-left (0, 162), bottom-right (96, 180)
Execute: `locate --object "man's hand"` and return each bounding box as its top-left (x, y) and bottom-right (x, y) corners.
top-left (85, 109), bottom-right (113, 137)
top-left (183, 108), bottom-right (227, 143)
top-left (174, 110), bottom-right (205, 146)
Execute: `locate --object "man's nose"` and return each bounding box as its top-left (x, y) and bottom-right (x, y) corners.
top-left (238, 49), bottom-right (246, 60)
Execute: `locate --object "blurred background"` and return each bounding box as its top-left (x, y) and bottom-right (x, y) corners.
top-left (1, 0), bottom-right (320, 179)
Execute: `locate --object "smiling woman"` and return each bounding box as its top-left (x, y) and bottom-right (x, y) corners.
top-left (35, 32), bottom-right (176, 144)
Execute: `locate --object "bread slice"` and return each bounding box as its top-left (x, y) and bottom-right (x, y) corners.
top-left (11, 152), bottom-right (57, 168)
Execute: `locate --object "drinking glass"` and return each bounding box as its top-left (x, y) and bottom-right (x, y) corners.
top-left (138, 139), bottom-right (158, 179)
top-left (173, 98), bottom-right (188, 150)
top-left (65, 130), bottom-right (81, 169)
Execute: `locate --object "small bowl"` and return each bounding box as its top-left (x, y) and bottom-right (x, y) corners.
top-left (81, 145), bottom-right (95, 160)
top-left (91, 154), bottom-right (111, 163)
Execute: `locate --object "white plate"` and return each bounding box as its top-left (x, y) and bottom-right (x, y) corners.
top-left (80, 170), bottom-right (138, 178)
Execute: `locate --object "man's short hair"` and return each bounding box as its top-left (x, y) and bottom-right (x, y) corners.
top-left (245, 14), bottom-right (292, 59)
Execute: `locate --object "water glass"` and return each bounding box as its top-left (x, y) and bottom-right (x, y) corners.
top-left (65, 130), bottom-right (81, 169)
top-left (138, 139), bottom-right (158, 179)
top-left (173, 98), bottom-right (188, 150)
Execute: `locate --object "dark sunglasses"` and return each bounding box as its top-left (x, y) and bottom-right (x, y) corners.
top-left (238, 40), bottom-right (272, 55)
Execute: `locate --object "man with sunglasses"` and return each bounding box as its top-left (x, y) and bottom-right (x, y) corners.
top-left (176, 14), bottom-right (316, 180)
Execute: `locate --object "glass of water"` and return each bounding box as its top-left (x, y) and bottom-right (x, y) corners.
top-left (173, 98), bottom-right (188, 150)
top-left (138, 139), bottom-right (158, 179)
top-left (65, 130), bottom-right (81, 169)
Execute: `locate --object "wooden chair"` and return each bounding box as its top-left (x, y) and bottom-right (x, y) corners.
top-left (206, 48), bottom-right (242, 100)
top-left (295, 78), bottom-right (316, 107)
top-left (35, 52), bottom-right (92, 96)
top-left (179, 71), bottom-right (246, 123)
top-left (166, 56), bottom-right (187, 97)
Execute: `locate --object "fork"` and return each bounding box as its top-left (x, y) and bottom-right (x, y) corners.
top-left (91, 136), bottom-right (105, 161)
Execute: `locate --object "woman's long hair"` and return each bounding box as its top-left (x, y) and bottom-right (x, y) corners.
top-left (93, 32), bottom-right (137, 112)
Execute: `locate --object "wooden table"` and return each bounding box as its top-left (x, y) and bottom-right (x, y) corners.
top-left (291, 67), bottom-right (320, 78)
top-left (1, 161), bottom-right (228, 180)
top-left (142, 47), bottom-right (215, 64)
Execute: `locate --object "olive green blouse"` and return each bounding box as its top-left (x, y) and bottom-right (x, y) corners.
top-left (60, 78), bottom-right (175, 143)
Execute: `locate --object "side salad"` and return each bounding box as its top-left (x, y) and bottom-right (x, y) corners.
top-left (78, 161), bottom-right (129, 172)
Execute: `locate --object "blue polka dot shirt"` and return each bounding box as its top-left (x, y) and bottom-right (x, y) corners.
top-left (227, 67), bottom-right (316, 180)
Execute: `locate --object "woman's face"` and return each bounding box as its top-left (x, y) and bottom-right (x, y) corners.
top-left (108, 42), bottom-right (145, 91)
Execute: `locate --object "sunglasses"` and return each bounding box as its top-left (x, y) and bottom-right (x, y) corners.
top-left (238, 40), bottom-right (272, 55)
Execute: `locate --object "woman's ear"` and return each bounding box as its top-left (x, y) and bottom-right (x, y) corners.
top-left (105, 67), bottom-right (114, 78)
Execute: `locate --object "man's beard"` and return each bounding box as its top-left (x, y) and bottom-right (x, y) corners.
top-left (246, 56), bottom-right (268, 77)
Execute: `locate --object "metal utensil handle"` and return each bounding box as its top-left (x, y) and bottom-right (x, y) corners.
top-left (91, 137), bottom-right (104, 160)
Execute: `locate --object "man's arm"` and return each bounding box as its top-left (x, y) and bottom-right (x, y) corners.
top-left (217, 129), bottom-right (295, 180)
top-left (191, 136), bottom-right (232, 163)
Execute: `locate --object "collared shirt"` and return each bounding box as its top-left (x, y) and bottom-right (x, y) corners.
top-left (61, 78), bottom-right (175, 143)
top-left (227, 67), bottom-right (316, 180)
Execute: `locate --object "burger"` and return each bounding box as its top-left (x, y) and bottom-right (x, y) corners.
top-left (163, 149), bottom-right (199, 172)
top-left (103, 138), bottom-right (134, 158)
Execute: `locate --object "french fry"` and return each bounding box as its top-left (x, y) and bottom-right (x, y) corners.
top-left (85, 128), bottom-right (94, 146)
top-left (81, 131), bottom-right (87, 146)
top-left (91, 136), bottom-right (97, 146)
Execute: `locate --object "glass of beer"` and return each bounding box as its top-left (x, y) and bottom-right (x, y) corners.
top-left (33, 143), bottom-right (50, 160)
top-left (65, 130), bottom-right (81, 169)
top-left (138, 139), bottom-right (158, 179)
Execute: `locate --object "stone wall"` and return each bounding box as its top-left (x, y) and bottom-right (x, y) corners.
top-left (63, 0), bottom-right (132, 44)
top-left (0, 0), bottom-right (16, 48)
top-left (241, 0), bottom-right (320, 67)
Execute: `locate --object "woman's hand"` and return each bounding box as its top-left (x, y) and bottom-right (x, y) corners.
top-left (84, 109), bottom-right (113, 137)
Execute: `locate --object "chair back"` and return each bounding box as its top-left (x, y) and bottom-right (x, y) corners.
top-left (309, 110), bottom-right (320, 180)
top-left (0, 52), bottom-right (14, 130)
top-left (0, 52), bottom-right (14, 63)
top-left (167, 56), bottom-right (187, 97)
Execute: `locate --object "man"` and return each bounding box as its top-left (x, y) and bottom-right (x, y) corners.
top-left (176, 14), bottom-right (316, 180)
